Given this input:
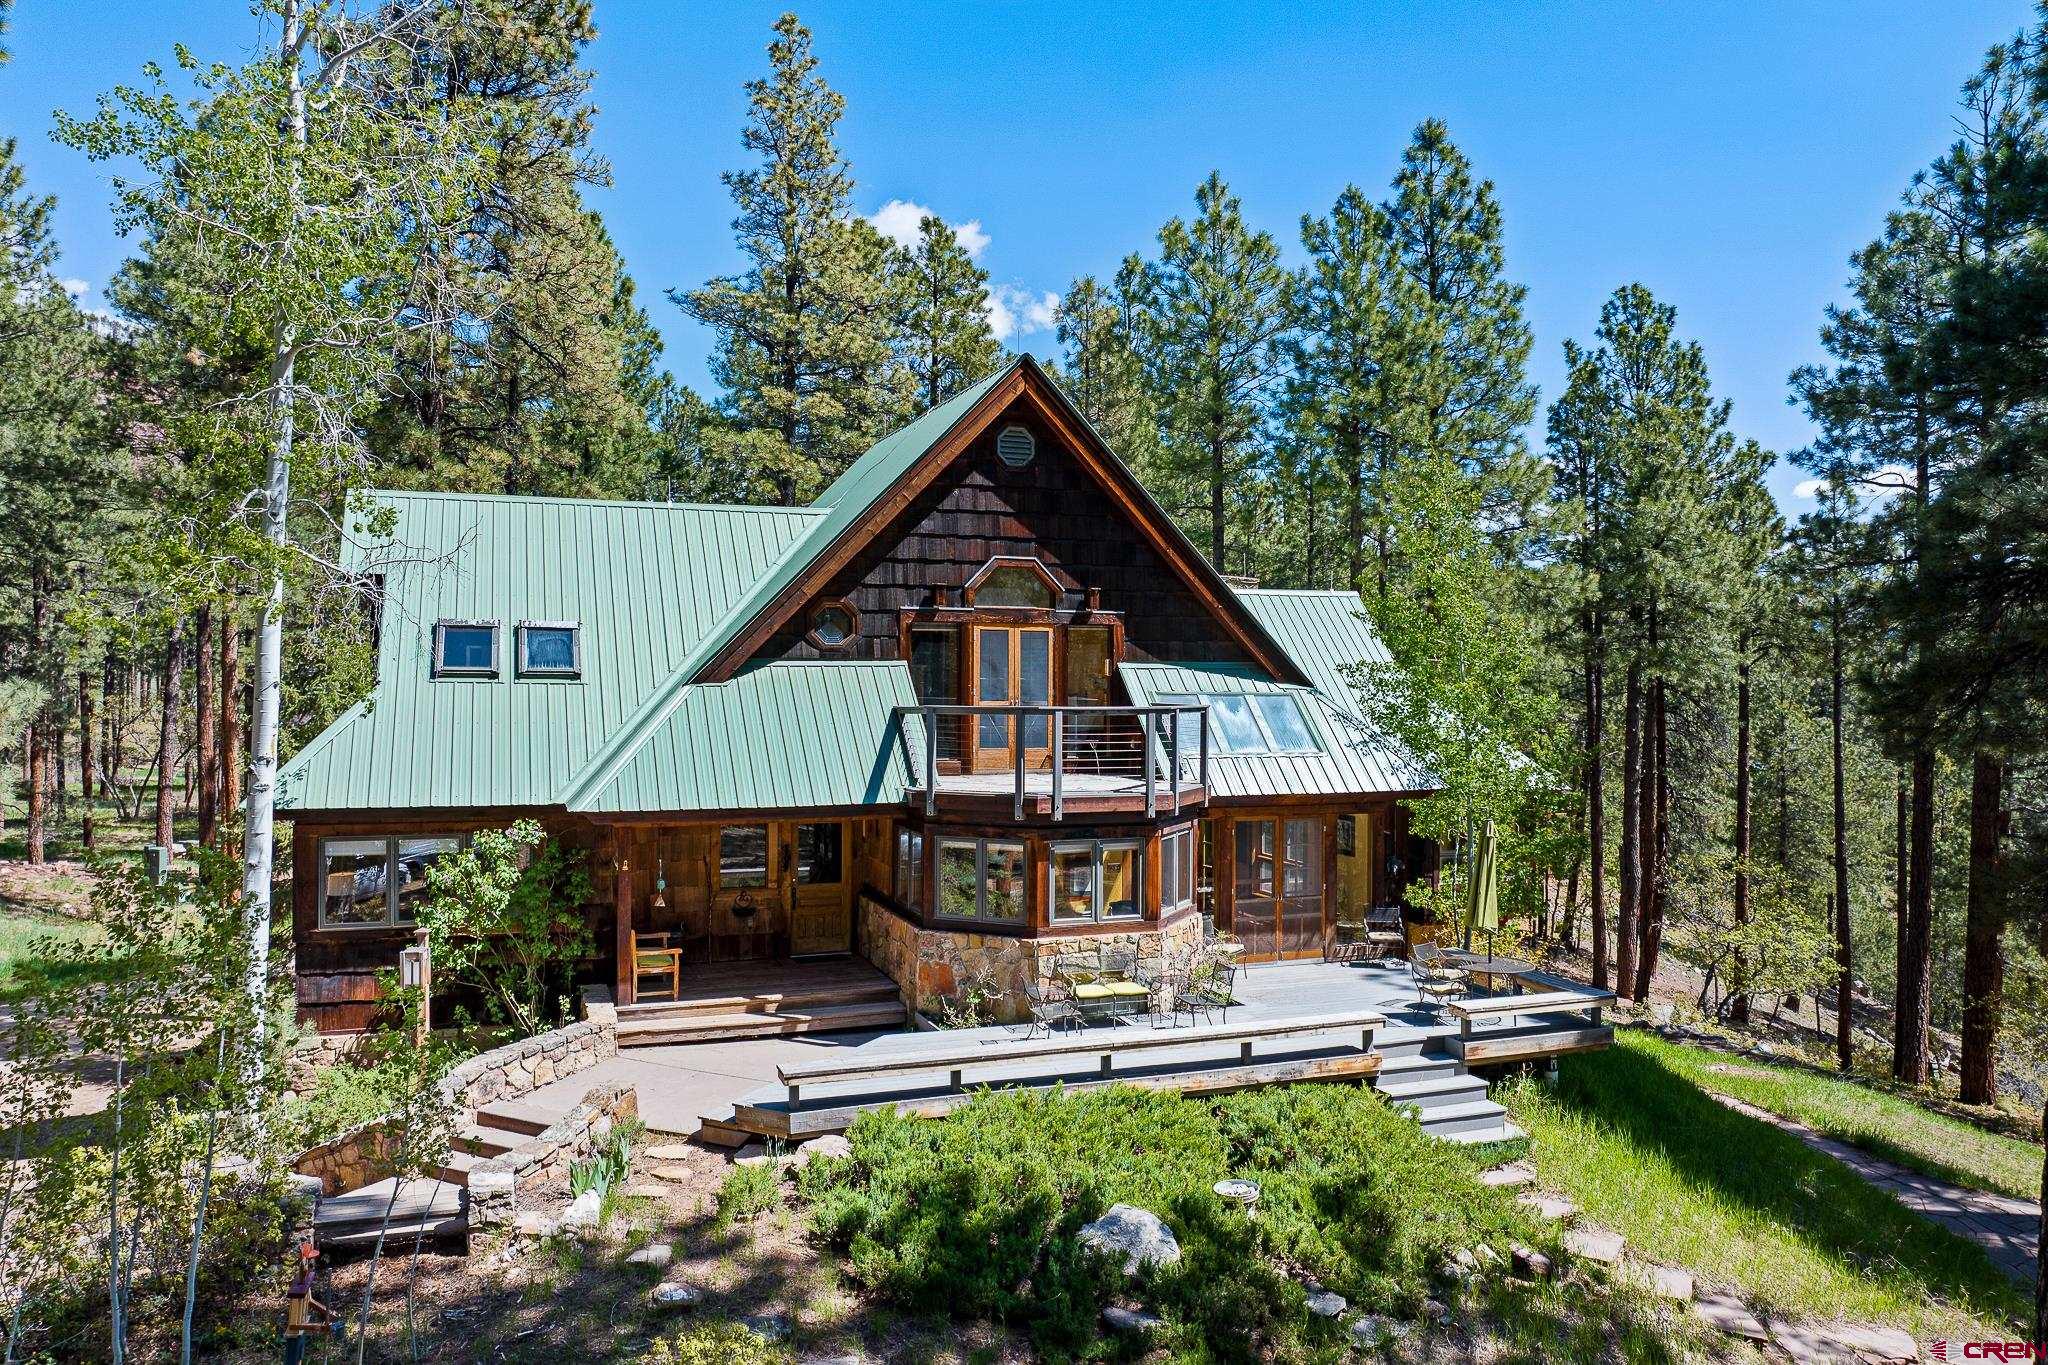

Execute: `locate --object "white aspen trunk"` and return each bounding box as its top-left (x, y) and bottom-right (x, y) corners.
top-left (239, 0), bottom-right (305, 1099)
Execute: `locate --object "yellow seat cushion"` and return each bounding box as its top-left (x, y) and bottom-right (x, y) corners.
top-left (1071, 983), bottom-right (1116, 1000)
top-left (1103, 981), bottom-right (1149, 997)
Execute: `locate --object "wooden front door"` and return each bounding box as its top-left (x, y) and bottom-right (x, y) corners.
top-left (970, 625), bottom-right (1052, 771)
top-left (786, 821), bottom-right (853, 956)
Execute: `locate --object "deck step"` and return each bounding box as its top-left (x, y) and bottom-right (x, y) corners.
top-left (619, 999), bottom-right (906, 1046)
top-left (693, 1109), bottom-right (755, 1148)
top-left (1412, 1097), bottom-right (1512, 1139)
top-left (1377, 1073), bottom-right (1489, 1110)
top-left (616, 973), bottom-right (900, 1020)
top-left (432, 1149), bottom-right (486, 1187)
top-left (471, 1097), bottom-right (563, 1138)
top-left (318, 1215), bottom-right (469, 1250)
top-left (1372, 1051), bottom-right (1464, 1084)
top-left (314, 1177), bottom-right (466, 1247)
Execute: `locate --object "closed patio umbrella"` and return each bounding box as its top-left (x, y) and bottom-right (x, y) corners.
top-left (1462, 819), bottom-right (1500, 959)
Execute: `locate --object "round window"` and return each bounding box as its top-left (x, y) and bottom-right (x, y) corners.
top-left (810, 603), bottom-right (855, 647)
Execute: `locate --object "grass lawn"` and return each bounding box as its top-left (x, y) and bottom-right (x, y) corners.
top-left (0, 906), bottom-right (106, 997)
top-left (1633, 1030), bottom-right (2044, 1202)
top-left (1501, 1033), bottom-right (2032, 1342)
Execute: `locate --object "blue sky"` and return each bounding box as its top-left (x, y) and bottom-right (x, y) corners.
top-left (0, 1), bottom-right (2032, 510)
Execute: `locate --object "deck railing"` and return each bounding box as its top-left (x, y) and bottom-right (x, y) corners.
top-left (894, 703), bottom-right (1211, 821)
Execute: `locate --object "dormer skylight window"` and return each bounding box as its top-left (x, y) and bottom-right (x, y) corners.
top-left (1156, 691), bottom-right (1320, 756)
top-left (433, 620), bottom-right (499, 678)
top-left (517, 621), bottom-right (582, 679)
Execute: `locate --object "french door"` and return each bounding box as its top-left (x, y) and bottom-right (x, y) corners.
top-left (971, 625), bottom-right (1052, 772)
top-left (1232, 817), bottom-right (1326, 961)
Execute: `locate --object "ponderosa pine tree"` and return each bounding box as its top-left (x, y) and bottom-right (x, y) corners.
top-left (1055, 258), bottom-right (1160, 479)
top-left (1282, 186), bottom-right (1416, 596)
top-left (676, 13), bottom-right (908, 504)
top-left (1144, 171), bottom-right (1292, 570)
top-left (1382, 120), bottom-right (1543, 554)
top-left (891, 214), bottom-right (1001, 410)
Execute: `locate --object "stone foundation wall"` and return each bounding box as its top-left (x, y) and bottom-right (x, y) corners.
top-left (859, 894), bottom-right (1207, 1024)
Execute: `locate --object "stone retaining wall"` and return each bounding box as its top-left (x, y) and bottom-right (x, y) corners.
top-left (466, 1082), bottom-right (637, 1229)
top-left (860, 894), bottom-right (1205, 1023)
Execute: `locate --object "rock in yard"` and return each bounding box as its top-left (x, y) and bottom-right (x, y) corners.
top-left (648, 1163), bottom-right (698, 1183)
top-left (512, 1211), bottom-right (555, 1239)
top-left (1102, 1305), bottom-right (1164, 1334)
top-left (644, 1143), bottom-right (694, 1162)
top-left (1516, 1191), bottom-right (1579, 1223)
top-left (1477, 1161), bottom-right (1534, 1189)
top-left (559, 1189), bottom-right (603, 1229)
top-left (1817, 1323), bottom-right (1918, 1363)
top-left (1348, 1315), bottom-right (1410, 1348)
top-left (1649, 1003), bottom-right (1675, 1026)
top-left (1509, 1244), bottom-right (1552, 1280)
top-left (732, 1141), bottom-right (770, 1165)
top-left (1077, 1204), bottom-right (1181, 1275)
top-left (1766, 1317), bottom-right (1865, 1365)
top-left (792, 1134), bottom-right (853, 1168)
top-left (1623, 1262), bottom-right (1693, 1302)
top-left (1421, 1299), bottom-right (1449, 1324)
top-left (1305, 1289), bottom-right (1347, 1318)
top-left (1439, 1247), bottom-right (1481, 1282)
top-left (1692, 1291), bottom-right (1769, 1342)
top-left (649, 1282), bottom-right (702, 1309)
top-left (1561, 1225), bottom-right (1624, 1266)
top-left (742, 1312), bottom-right (792, 1342)
top-left (624, 1243), bottom-right (673, 1268)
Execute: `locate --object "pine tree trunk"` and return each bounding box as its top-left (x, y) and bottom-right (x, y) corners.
top-left (1585, 611), bottom-right (1607, 988)
top-left (1894, 766), bottom-right (1907, 982)
top-left (1831, 603), bottom-right (1852, 1071)
top-left (1617, 659), bottom-right (1642, 1000)
top-left (220, 621), bottom-right (240, 817)
top-left (156, 622), bottom-right (182, 852)
top-left (1636, 675), bottom-right (1668, 1001)
top-left (1731, 652), bottom-right (1753, 1025)
top-left (79, 670), bottom-right (96, 851)
top-left (195, 604), bottom-right (218, 848)
top-left (1959, 752), bottom-right (2004, 1105)
top-left (1894, 749), bottom-right (1937, 1085)
top-left (25, 720), bottom-right (46, 866)
top-left (1209, 435), bottom-right (1226, 570)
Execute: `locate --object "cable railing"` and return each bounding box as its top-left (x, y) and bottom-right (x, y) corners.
top-left (894, 703), bottom-right (1211, 821)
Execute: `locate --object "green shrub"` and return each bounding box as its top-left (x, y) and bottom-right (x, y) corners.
top-left (715, 1159), bottom-right (783, 1229)
top-left (641, 1320), bottom-right (789, 1364)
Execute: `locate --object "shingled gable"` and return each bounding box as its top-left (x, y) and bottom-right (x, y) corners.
top-left (558, 355), bottom-right (1307, 812)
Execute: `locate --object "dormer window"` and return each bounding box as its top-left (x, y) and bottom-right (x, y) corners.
top-left (964, 556), bottom-right (1060, 609)
top-left (433, 620), bottom-right (499, 678)
top-left (517, 621), bottom-right (581, 679)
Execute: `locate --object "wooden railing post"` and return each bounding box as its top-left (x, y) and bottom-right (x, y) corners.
top-left (923, 708), bottom-right (937, 817)
top-left (1166, 710), bottom-right (1181, 815)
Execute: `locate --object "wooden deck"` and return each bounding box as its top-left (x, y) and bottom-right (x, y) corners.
top-left (617, 957), bottom-right (905, 1046)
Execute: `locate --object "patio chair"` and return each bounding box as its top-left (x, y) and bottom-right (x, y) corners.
top-left (1362, 903), bottom-right (1408, 960)
top-left (1176, 949), bottom-right (1238, 1027)
top-left (630, 930), bottom-right (683, 1002)
top-left (1022, 975), bottom-right (1079, 1039)
top-left (1327, 905), bottom-right (1368, 963)
top-left (1409, 943), bottom-right (1467, 1014)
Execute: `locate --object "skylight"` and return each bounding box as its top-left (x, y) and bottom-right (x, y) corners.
top-left (1156, 691), bottom-right (1320, 756)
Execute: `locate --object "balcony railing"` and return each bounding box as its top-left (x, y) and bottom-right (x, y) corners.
top-left (894, 703), bottom-right (1210, 821)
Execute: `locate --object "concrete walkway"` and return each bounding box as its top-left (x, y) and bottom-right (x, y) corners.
top-left (1707, 1090), bottom-right (2040, 1283)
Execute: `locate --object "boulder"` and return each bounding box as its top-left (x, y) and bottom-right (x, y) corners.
top-left (1101, 1305), bottom-right (1164, 1334)
top-left (1305, 1289), bottom-right (1347, 1318)
top-left (792, 1134), bottom-right (853, 1169)
top-left (1509, 1244), bottom-right (1552, 1280)
top-left (1077, 1204), bottom-right (1181, 1276)
top-left (624, 1243), bottom-right (673, 1268)
top-left (649, 1282), bottom-right (702, 1309)
top-left (559, 1188), bottom-right (603, 1230)
top-left (742, 1313), bottom-right (792, 1342)
top-left (512, 1211), bottom-right (555, 1239)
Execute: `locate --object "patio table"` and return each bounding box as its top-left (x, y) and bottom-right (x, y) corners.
top-left (1441, 952), bottom-right (1534, 992)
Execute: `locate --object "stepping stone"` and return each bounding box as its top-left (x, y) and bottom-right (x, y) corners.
top-left (1622, 1262), bottom-right (1693, 1302)
top-left (1818, 1323), bottom-right (1918, 1363)
top-left (1509, 1244), bottom-right (1552, 1279)
top-left (644, 1143), bottom-right (694, 1162)
top-left (1305, 1289), bottom-right (1347, 1318)
top-left (1693, 1291), bottom-right (1768, 1342)
top-left (1478, 1161), bottom-right (1535, 1188)
top-left (624, 1243), bottom-right (673, 1268)
top-left (1515, 1192), bottom-right (1579, 1223)
top-left (623, 1183), bottom-right (671, 1199)
top-left (1561, 1225), bottom-right (1624, 1265)
top-left (649, 1163), bottom-right (697, 1182)
top-left (1766, 1317), bottom-right (1864, 1364)
top-left (1349, 1315), bottom-right (1410, 1348)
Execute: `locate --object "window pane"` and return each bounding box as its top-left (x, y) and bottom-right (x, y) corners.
top-left (974, 565), bottom-right (1054, 607)
top-left (1208, 695), bottom-right (1266, 753)
top-left (1235, 820), bottom-right (1276, 898)
top-left (1174, 829), bottom-right (1195, 906)
top-left (718, 826), bottom-right (768, 888)
top-left (521, 626), bottom-right (577, 673)
top-left (1100, 845), bottom-right (1141, 918)
top-left (1066, 626), bottom-right (1112, 706)
top-left (796, 823), bottom-right (843, 885)
top-left (1161, 832), bottom-right (1179, 910)
top-left (1284, 818), bottom-right (1323, 896)
top-left (909, 628), bottom-right (957, 705)
top-left (893, 830), bottom-right (912, 902)
top-left (938, 840), bottom-right (979, 919)
top-left (1019, 630), bottom-right (1050, 747)
top-left (1051, 847), bottom-right (1095, 922)
top-left (810, 604), bottom-right (854, 646)
top-left (439, 625), bottom-right (494, 673)
top-left (1252, 695), bottom-right (1314, 751)
top-left (392, 836), bottom-right (458, 923)
top-left (983, 842), bottom-right (1026, 921)
top-left (1157, 693), bottom-right (1204, 755)
top-left (321, 838), bottom-right (390, 926)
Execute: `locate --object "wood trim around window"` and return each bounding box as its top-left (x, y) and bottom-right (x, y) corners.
top-left (803, 596), bottom-right (861, 652)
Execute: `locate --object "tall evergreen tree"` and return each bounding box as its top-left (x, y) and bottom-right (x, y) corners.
top-left (891, 214), bottom-right (1000, 410)
top-left (1055, 258), bottom-right (1159, 476)
top-left (1144, 171), bottom-right (1292, 569)
top-left (1382, 120), bottom-right (1543, 550)
top-left (1282, 186), bottom-right (1416, 595)
top-left (676, 13), bottom-right (908, 504)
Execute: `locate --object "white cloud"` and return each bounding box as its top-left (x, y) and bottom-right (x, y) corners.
top-left (867, 199), bottom-right (989, 260)
top-left (983, 284), bottom-right (1059, 342)
top-left (1792, 463), bottom-right (1915, 502)
top-left (58, 278), bottom-right (89, 299)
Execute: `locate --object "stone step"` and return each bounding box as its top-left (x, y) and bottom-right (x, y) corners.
top-left (319, 1214), bottom-right (469, 1250)
top-left (693, 1110), bottom-right (755, 1148)
top-left (432, 1148), bottom-right (487, 1188)
top-left (1515, 1191), bottom-right (1579, 1223)
top-left (615, 977), bottom-right (900, 1020)
top-left (618, 1000), bottom-right (906, 1046)
top-left (1562, 1225), bottom-right (1626, 1265)
top-left (1442, 1120), bottom-right (1526, 1147)
top-left (471, 1097), bottom-right (565, 1138)
top-left (1478, 1161), bottom-right (1535, 1188)
top-left (1373, 1051), bottom-right (1463, 1084)
top-left (314, 1177), bottom-right (466, 1245)
top-left (453, 1122), bottom-right (521, 1158)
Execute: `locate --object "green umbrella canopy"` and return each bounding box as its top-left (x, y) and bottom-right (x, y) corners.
top-left (1464, 820), bottom-right (1500, 936)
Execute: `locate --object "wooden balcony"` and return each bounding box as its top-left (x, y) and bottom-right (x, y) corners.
top-left (895, 703), bottom-right (1210, 822)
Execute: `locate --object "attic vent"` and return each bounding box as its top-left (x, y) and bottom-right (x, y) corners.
top-left (996, 424), bottom-right (1035, 468)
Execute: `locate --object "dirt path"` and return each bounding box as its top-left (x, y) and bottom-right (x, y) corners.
top-left (1705, 1090), bottom-right (2039, 1283)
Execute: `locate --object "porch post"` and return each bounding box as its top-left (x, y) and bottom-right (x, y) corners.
top-left (613, 835), bottom-right (635, 1006)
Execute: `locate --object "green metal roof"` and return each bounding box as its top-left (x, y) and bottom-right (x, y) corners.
top-left (278, 492), bottom-right (822, 811)
top-left (575, 661), bottom-right (917, 814)
top-left (1118, 589), bottom-right (1426, 800)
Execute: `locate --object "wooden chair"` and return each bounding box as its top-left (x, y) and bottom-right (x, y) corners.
top-left (631, 930), bottom-right (683, 1002)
